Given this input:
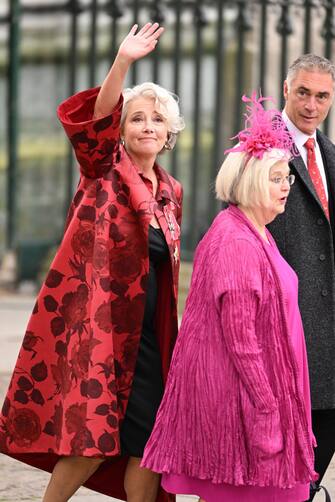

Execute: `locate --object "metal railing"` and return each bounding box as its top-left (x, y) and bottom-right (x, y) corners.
top-left (1, 0), bottom-right (335, 273)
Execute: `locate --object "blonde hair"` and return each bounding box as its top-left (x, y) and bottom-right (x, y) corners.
top-left (121, 82), bottom-right (185, 149)
top-left (215, 149), bottom-right (290, 207)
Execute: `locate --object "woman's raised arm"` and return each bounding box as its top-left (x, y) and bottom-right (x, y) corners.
top-left (93, 23), bottom-right (164, 119)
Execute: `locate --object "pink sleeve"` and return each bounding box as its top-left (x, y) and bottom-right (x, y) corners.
top-left (215, 239), bottom-right (283, 456)
top-left (57, 87), bottom-right (123, 179)
top-left (215, 239), bottom-right (277, 413)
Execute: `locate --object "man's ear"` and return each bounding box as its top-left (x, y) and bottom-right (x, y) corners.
top-left (283, 80), bottom-right (289, 101)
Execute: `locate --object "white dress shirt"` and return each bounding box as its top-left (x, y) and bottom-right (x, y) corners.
top-left (282, 109), bottom-right (328, 199)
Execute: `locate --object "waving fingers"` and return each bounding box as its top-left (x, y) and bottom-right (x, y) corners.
top-left (133, 22), bottom-right (164, 40)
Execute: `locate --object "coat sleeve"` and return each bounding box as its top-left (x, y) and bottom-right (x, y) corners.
top-left (214, 238), bottom-right (283, 456)
top-left (214, 238), bottom-right (278, 413)
top-left (57, 87), bottom-right (123, 179)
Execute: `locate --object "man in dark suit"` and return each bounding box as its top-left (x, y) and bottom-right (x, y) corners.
top-left (268, 54), bottom-right (335, 500)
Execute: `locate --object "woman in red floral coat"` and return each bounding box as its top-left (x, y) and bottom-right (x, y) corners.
top-left (0, 23), bottom-right (184, 502)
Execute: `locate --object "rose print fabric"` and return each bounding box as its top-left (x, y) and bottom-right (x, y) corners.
top-left (0, 87), bottom-right (182, 502)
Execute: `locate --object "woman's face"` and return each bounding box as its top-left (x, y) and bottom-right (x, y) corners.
top-left (265, 161), bottom-right (292, 220)
top-left (122, 96), bottom-right (169, 160)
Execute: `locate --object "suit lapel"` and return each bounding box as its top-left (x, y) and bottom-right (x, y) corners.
top-left (290, 153), bottom-right (318, 198)
top-left (317, 131), bottom-right (335, 204)
top-left (290, 138), bottom-right (329, 216)
top-left (290, 130), bottom-right (335, 221)
top-left (317, 131), bottom-right (335, 227)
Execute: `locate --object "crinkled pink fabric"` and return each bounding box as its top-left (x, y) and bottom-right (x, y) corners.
top-left (160, 235), bottom-right (313, 501)
top-left (142, 205), bottom-right (317, 491)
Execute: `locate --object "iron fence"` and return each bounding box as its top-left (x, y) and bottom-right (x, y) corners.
top-left (1, 0), bottom-right (335, 275)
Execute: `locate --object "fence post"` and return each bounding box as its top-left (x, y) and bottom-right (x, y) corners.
top-left (64, 0), bottom-right (81, 217)
top-left (7, 0), bottom-right (20, 250)
top-left (322, 0), bottom-right (335, 137)
top-left (276, 0), bottom-right (293, 108)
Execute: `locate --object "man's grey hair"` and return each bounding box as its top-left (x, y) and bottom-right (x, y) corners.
top-left (286, 54), bottom-right (335, 89)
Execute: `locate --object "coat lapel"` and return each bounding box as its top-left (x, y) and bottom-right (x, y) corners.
top-left (290, 153), bottom-right (319, 199)
top-left (317, 131), bottom-right (335, 203)
top-left (284, 117), bottom-right (328, 215)
top-left (154, 164), bottom-right (180, 208)
top-left (117, 147), bottom-right (181, 292)
top-left (290, 141), bottom-right (328, 217)
top-left (155, 166), bottom-right (181, 284)
top-left (317, 131), bottom-right (335, 226)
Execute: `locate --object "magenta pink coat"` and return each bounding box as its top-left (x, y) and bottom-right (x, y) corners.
top-left (142, 204), bottom-right (317, 489)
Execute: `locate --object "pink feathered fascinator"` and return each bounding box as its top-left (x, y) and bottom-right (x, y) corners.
top-left (225, 92), bottom-right (295, 160)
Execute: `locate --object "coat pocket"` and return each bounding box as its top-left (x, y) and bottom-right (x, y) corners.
top-left (240, 383), bottom-right (283, 458)
top-left (249, 407), bottom-right (284, 457)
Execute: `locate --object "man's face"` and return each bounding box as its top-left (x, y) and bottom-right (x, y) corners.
top-left (283, 69), bottom-right (334, 135)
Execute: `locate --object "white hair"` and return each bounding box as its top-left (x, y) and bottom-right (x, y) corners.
top-left (215, 149), bottom-right (290, 207)
top-left (121, 82), bottom-right (185, 150)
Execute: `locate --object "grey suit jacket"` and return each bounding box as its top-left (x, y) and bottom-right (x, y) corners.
top-left (268, 130), bottom-right (335, 409)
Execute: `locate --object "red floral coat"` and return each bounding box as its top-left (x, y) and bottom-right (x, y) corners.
top-left (0, 87), bottom-right (182, 502)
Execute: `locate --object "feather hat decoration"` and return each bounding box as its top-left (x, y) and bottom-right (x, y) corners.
top-left (225, 92), bottom-right (295, 160)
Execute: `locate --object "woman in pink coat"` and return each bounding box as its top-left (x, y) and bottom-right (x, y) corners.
top-left (142, 95), bottom-right (318, 501)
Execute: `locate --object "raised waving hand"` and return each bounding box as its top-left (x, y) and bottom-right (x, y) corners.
top-left (94, 22), bottom-right (164, 119)
top-left (94, 23), bottom-right (164, 119)
top-left (118, 23), bottom-right (164, 63)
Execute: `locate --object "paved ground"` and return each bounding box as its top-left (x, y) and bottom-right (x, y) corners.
top-left (0, 292), bottom-right (334, 501)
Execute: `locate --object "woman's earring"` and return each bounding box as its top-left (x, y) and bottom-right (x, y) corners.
top-left (164, 132), bottom-right (176, 151)
top-left (164, 139), bottom-right (172, 151)
top-left (116, 138), bottom-right (124, 163)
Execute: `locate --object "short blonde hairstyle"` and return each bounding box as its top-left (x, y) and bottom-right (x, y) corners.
top-left (215, 149), bottom-right (290, 207)
top-left (121, 82), bottom-right (185, 149)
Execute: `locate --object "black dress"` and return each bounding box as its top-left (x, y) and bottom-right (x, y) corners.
top-left (120, 225), bottom-right (170, 457)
